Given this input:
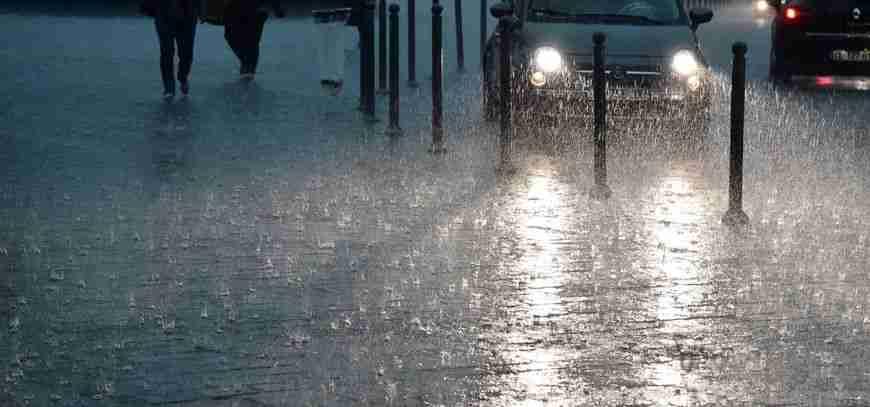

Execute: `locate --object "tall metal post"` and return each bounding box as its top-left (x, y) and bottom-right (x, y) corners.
top-left (497, 14), bottom-right (513, 167)
top-left (591, 32), bottom-right (612, 200)
top-left (378, 0), bottom-right (388, 94)
top-left (455, 0), bottom-right (465, 71)
top-left (431, 1), bottom-right (446, 153)
top-left (359, 2), bottom-right (368, 111)
top-left (480, 0), bottom-right (487, 67)
top-left (408, 0), bottom-right (418, 87)
top-left (724, 42), bottom-right (750, 226)
top-left (387, 3), bottom-right (402, 135)
top-left (362, 1), bottom-right (377, 120)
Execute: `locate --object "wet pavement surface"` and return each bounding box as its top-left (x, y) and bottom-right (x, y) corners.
top-left (2, 2), bottom-right (870, 406)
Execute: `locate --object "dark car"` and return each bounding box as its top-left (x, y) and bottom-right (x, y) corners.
top-left (482, 0), bottom-right (714, 126)
top-left (768, 0), bottom-right (870, 82)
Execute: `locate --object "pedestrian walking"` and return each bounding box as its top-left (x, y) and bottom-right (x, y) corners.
top-left (223, 0), bottom-right (287, 80)
top-left (141, 0), bottom-right (203, 99)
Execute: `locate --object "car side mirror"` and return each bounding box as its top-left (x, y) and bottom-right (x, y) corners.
top-left (490, 2), bottom-right (513, 19)
top-left (689, 8), bottom-right (714, 30)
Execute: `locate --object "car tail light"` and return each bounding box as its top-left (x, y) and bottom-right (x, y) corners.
top-left (816, 76), bottom-right (834, 86)
top-left (784, 6), bottom-right (799, 20)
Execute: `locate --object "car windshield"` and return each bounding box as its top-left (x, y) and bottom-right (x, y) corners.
top-left (528, 0), bottom-right (687, 25)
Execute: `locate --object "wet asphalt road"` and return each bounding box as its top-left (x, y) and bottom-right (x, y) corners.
top-left (2, 2), bottom-right (870, 406)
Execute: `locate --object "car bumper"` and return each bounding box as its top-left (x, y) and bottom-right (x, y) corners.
top-left (514, 86), bottom-right (710, 118)
top-left (779, 31), bottom-right (870, 76)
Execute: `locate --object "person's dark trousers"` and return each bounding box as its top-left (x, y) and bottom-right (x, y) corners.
top-left (224, 13), bottom-right (268, 75)
top-left (155, 17), bottom-right (197, 94)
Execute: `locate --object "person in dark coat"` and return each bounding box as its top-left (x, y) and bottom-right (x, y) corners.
top-left (141, 0), bottom-right (203, 99)
top-left (344, 0), bottom-right (363, 49)
top-left (345, 0), bottom-right (363, 28)
top-left (223, 0), bottom-right (286, 80)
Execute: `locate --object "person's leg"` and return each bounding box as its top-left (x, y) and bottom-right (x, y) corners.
top-left (224, 19), bottom-right (245, 72)
top-left (246, 13), bottom-right (268, 75)
top-left (176, 19), bottom-right (197, 93)
top-left (155, 19), bottom-right (176, 95)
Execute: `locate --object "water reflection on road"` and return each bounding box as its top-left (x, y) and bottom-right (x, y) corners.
top-left (491, 159), bottom-right (573, 406)
top-left (640, 164), bottom-right (713, 406)
top-left (468, 156), bottom-right (581, 406)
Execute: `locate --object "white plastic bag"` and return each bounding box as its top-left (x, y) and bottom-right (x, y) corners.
top-left (313, 8), bottom-right (352, 93)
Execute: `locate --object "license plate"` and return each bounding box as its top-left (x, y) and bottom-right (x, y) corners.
top-left (831, 49), bottom-right (870, 62)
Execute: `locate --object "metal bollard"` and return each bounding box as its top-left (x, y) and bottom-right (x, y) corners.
top-left (358, 3), bottom-right (368, 111)
top-left (408, 0), bottom-right (418, 87)
top-left (723, 42), bottom-right (750, 226)
top-left (497, 14), bottom-right (514, 167)
top-left (480, 0), bottom-right (487, 68)
top-left (590, 32), bottom-right (612, 200)
top-left (431, 1), bottom-right (446, 153)
top-left (362, 1), bottom-right (377, 120)
top-left (455, 0), bottom-right (465, 71)
top-left (378, 0), bottom-right (388, 94)
top-left (387, 3), bottom-right (402, 135)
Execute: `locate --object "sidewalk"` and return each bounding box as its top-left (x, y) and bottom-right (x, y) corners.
top-left (2, 8), bottom-right (870, 407)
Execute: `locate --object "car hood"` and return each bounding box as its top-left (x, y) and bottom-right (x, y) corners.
top-left (519, 22), bottom-right (699, 63)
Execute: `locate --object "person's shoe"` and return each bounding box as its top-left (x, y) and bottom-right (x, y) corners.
top-left (240, 73), bottom-right (255, 81)
top-left (180, 81), bottom-right (190, 96)
top-left (163, 92), bottom-right (175, 101)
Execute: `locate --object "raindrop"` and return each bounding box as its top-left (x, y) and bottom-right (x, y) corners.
top-left (9, 316), bottom-right (20, 332)
top-left (49, 268), bottom-right (65, 281)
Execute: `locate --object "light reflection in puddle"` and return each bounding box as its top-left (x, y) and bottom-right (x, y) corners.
top-left (641, 166), bottom-right (711, 405)
top-left (486, 159), bottom-right (577, 406)
top-left (647, 169), bottom-right (707, 332)
top-left (521, 170), bottom-right (566, 320)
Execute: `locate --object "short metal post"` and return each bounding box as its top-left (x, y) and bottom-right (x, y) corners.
top-left (480, 0), bottom-right (487, 67)
top-left (498, 15), bottom-right (514, 168)
top-left (387, 3), bottom-right (402, 135)
top-left (363, 1), bottom-right (377, 120)
top-left (590, 32), bottom-right (612, 200)
top-left (408, 0), bottom-right (418, 87)
top-left (431, 1), bottom-right (446, 153)
top-left (378, 0), bottom-right (389, 94)
top-left (724, 42), bottom-right (750, 226)
top-left (455, 0), bottom-right (465, 71)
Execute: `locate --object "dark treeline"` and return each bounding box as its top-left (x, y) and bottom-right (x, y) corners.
top-left (0, 0), bottom-right (348, 17)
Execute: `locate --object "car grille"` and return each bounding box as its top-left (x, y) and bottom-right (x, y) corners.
top-left (567, 54), bottom-right (667, 89)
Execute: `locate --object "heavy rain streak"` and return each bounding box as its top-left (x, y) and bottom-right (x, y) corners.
top-left (1, 0), bottom-right (870, 406)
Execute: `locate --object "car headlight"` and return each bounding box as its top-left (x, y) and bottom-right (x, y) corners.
top-left (755, 0), bottom-right (769, 12)
top-left (671, 50), bottom-right (700, 77)
top-left (534, 47), bottom-right (563, 73)
top-left (530, 71), bottom-right (547, 87)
